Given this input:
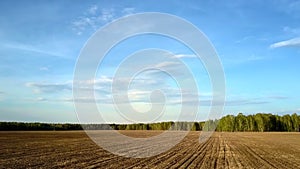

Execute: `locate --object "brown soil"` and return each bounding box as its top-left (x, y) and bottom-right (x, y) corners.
top-left (0, 131), bottom-right (299, 168)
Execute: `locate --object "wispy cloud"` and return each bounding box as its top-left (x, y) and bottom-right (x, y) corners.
top-left (27, 77), bottom-right (112, 96)
top-left (26, 82), bottom-right (71, 93)
top-left (286, 1), bottom-right (300, 18)
top-left (283, 26), bottom-right (300, 35)
top-left (223, 54), bottom-right (264, 65)
top-left (235, 36), bottom-right (254, 44)
top-left (270, 37), bottom-right (300, 48)
top-left (273, 109), bottom-right (300, 115)
top-left (62, 97), bottom-right (111, 104)
top-left (0, 91), bottom-right (5, 102)
top-left (246, 55), bottom-right (264, 61)
top-left (28, 78), bottom-right (284, 108)
top-left (224, 94), bottom-right (290, 107)
top-left (39, 66), bottom-right (49, 71)
top-left (72, 17), bottom-right (98, 35)
top-left (32, 96), bottom-right (109, 104)
top-left (0, 91), bottom-right (5, 101)
top-left (27, 76), bottom-right (113, 94)
top-left (122, 8), bottom-right (135, 15)
top-left (2, 42), bottom-right (65, 57)
top-left (225, 99), bottom-right (269, 106)
top-left (267, 95), bottom-right (289, 100)
top-left (27, 74), bottom-right (197, 105)
top-left (98, 8), bottom-right (115, 22)
top-left (72, 6), bottom-right (115, 35)
top-left (155, 61), bottom-right (180, 68)
top-left (168, 97), bottom-right (270, 107)
top-left (37, 97), bottom-right (47, 102)
top-left (72, 5), bottom-right (136, 35)
top-left (87, 5), bottom-right (98, 15)
top-left (273, 1), bottom-right (300, 18)
top-left (171, 54), bottom-right (197, 59)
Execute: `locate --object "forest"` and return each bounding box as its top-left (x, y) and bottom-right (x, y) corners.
top-left (0, 113), bottom-right (299, 132)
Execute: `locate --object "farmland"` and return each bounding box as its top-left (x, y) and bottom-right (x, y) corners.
top-left (1, 131), bottom-right (300, 168)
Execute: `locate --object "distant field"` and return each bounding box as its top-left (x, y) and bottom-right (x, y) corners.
top-left (1, 131), bottom-right (300, 168)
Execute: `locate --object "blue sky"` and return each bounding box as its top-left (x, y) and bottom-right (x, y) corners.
top-left (0, 0), bottom-right (300, 123)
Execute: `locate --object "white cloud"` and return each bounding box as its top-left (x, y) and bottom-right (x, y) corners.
top-left (72, 6), bottom-right (138, 35)
top-left (72, 7), bottom-right (116, 35)
top-left (283, 26), bottom-right (300, 35)
top-left (122, 8), bottom-right (135, 15)
top-left (2, 42), bottom-right (65, 57)
top-left (88, 5), bottom-right (98, 15)
top-left (267, 95), bottom-right (289, 100)
top-left (235, 36), bottom-right (253, 44)
top-left (27, 57), bottom-right (201, 104)
top-left (27, 78), bottom-right (112, 95)
top-left (225, 99), bottom-right (269, 106)
top-left (72, 16), bottom-right (97, 35)
top-left (246, 55), bottom-right (263, 61)
top-left (26, 71), bottom-right (201, 105)
top-left (171, 54), bottom-right (197, 59)
top-left (37, 97), bottom-right (47, 102)
top-left (270, 37), bottom-right (300, 48)
top-left (0, 91), bottom-right (4, 101)
top-left (98, 8), bottom-right (115, 22)
top-left (155, 61), bottom-right (180, 68)
top-left (169, 97), bottom-right (269, 107)
top-left (26, 82), bottom-right (71, 93)
top-left (62, 97), bottom-right (111, 104)
top-left (0, 93), bottom-right (4, 101)
top-left (85, 76), bottom-right (112, 85)
top-left (223, 54), bottom-right (264, 65)
top-left (39, 66), bottom-right (49, 71)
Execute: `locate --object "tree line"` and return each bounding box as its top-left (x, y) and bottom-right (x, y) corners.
top-left (0, 113), bottom-right (299, 132)
top-left (0, 122), bottom-right (82, 131)
top-left (216, 113), bottom-right (300, 132)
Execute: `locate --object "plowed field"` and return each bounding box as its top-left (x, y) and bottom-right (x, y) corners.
top-left (1, 131), bottom-right (300, 168)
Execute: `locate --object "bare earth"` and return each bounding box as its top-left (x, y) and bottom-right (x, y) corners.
top-left (1, 131), bottom-right (300, 169)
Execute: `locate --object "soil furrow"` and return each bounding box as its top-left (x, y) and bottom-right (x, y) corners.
top-left (1, 131), bottom-right (300, 168)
